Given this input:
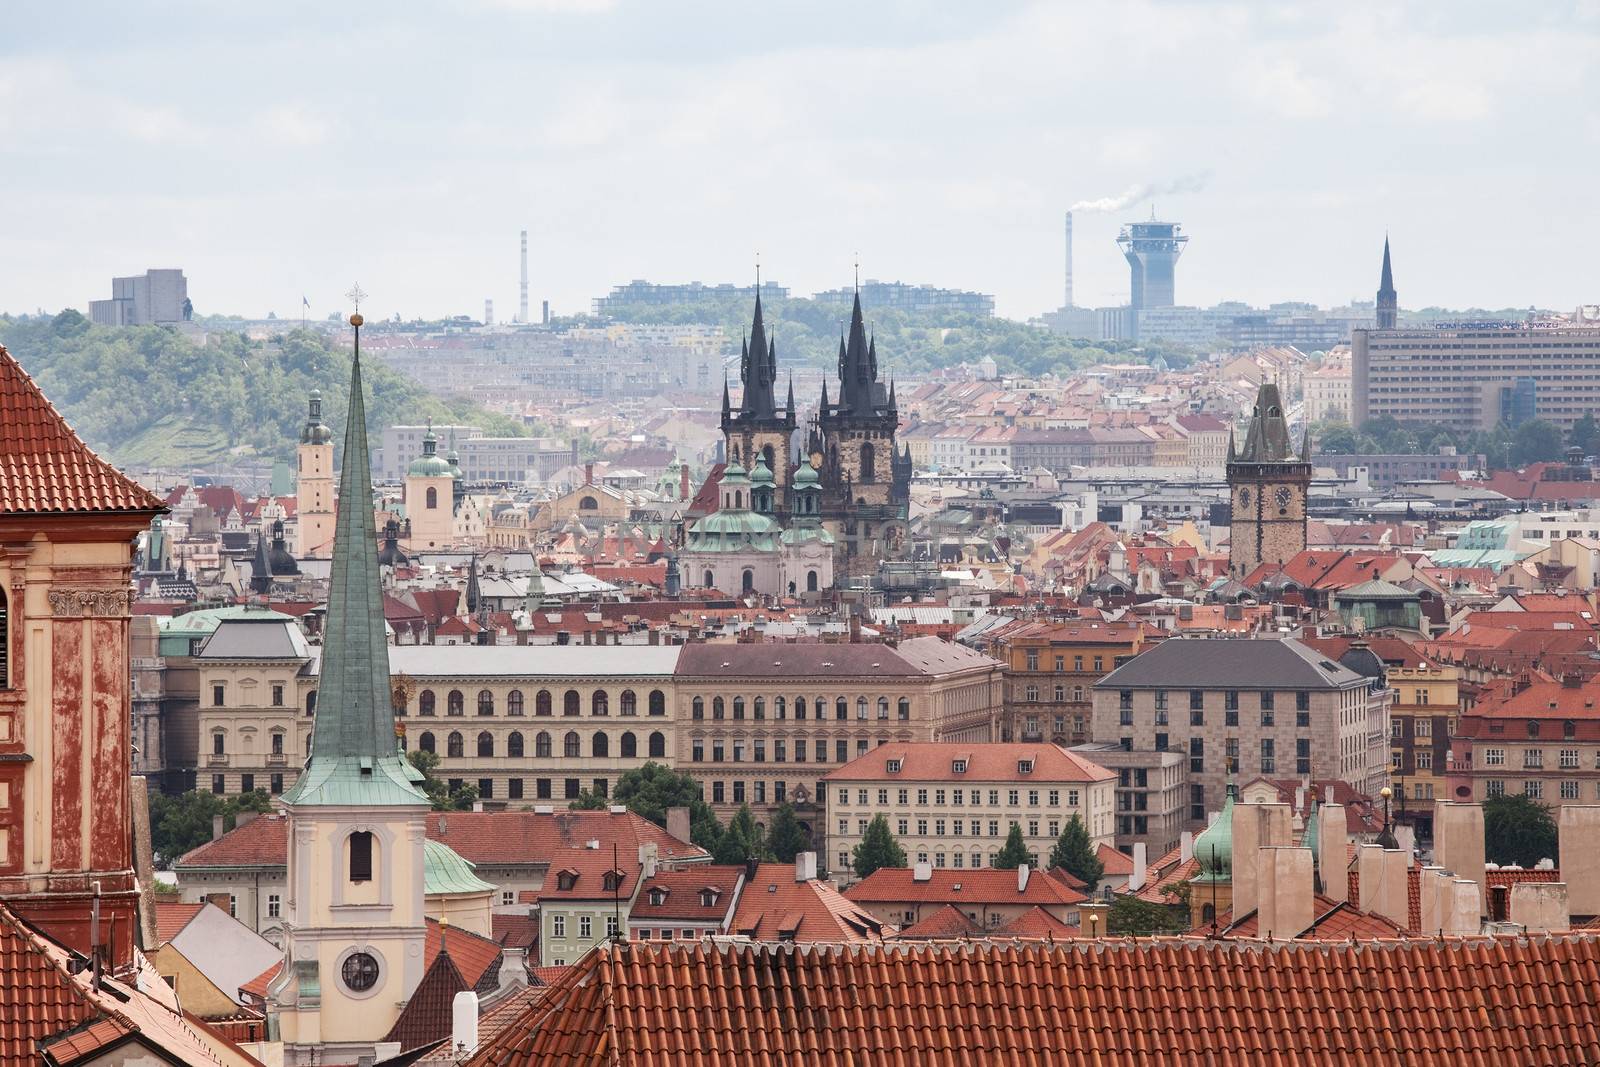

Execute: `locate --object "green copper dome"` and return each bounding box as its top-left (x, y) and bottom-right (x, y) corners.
top-left (300, 388), bottom-right (333, 445)
top-left (1190, 789), bottom-right (1234, 884)
top-left (408, 429), bottom-right (454, 478)
top-left (751, 459), bottom-right (775, 486)
top-left (685, 508), bottom-right (783, 553)
top-left (423, 839), bottom-right (495, 896)
top-left (780, 522), bottom-right (834, 547)
top-left (793, 461), bottom-right (820, 486)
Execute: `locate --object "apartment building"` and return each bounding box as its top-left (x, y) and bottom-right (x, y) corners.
top-left (1449, 673), bottom-right (1600, 812)
top-left (1387, 664), bottom-right (1459, 837)
top-left (1093, 637), bottom-right (1390, 830)
top-left (820, 743), bottom-right (1114, 881)
top-left (981, 621), bottom-right (1149, 746)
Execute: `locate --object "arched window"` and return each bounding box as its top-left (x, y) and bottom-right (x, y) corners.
top-left (592, 731), bottom-right (609, 757)
top-left (419, 690), bottom-right (436, 717)
top-left (648, 731), bottom-right (666, 757)
top-left (898, 697), bottom-right (911, 720)
top-left (733, 697), bottom-right (745, 720)
top-left (508, 690), bottom-right (525, 716)
top-left (774, 696), bottom-right (786, 719)
top-left (807, 570), bottom-right (818, 592)
top-left (418, 731), bottom-right (436, 753)
top-left (836, 697), bottom-right (848, 721)
top-left (426, 487), bottom-right (439, 509)
top-left (878, 697), bottom-right (889, 720)
top-left (762, 444), bottom-right (776, 471)
top-left (742, 569), bottom-right (755, 593)
top-left (507, 731), bottom-right (525, 758)
top-left (447, 690), bottom-right (464, 716)
top-left (536, 690), bottom-right (552, 716)
top-left (447, 731), bottom-right (464, 758)
top-left (477, 731), bottom-right (494, 757)
top-left (620, 690), bottom-right (637, 716)
top-left (754, 697), bottom-right (765, 720)
top-left (306, 691), bottom-right (317, 716)
top-left (564, 690), bottom-right (580, 716)
top-left (620, 732), bottom-right (637, 758)
top-left (795, 697), bottom-right (806, 721)
top-left (536, 731), bottom-right (552, 758)
top-left (692, 697), bottom-right (705, 720)
top-left (564, 731), bottom-right (580, 758)
top-left (649, 690), bottom-right (666, 716)
top-left (713, 697), bottom-right (725, 720)
top-left (579, 495), bottom-right (599, 510)
top-left (703, 569), bottom-right (714, 588)
top-left (592, 690), bottom-right (609, 716)
top-left (349, 832), bottom-right (374, 883)
top-left (857, 697), bottom-right (868, 720)
top-left (734, 490), bottom-right (743, 509)
top-left (860, 443), bottom-right (876, 484)
top-left (477, 690), bottom-right (495, 716)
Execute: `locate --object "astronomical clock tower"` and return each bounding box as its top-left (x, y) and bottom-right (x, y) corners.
top-left (1227, 381), bottom-right (1309, 577)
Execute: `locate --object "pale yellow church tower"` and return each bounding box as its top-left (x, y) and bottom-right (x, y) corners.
top-left (296, 389), bottom-right (336, 557)
top-left (403, 425), bottom-right (456, 551)
top-left (270, 306), bottom-right (432, 1063)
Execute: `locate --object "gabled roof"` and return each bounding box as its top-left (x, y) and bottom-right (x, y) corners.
top-left (154, 902), bottom-right (206, 944)
top-left (1096, 636), bottom-right (1363, 691)
top-left (425, 918), bottom-right (503, 993)
top-left (730, 864), bottom-right (883, 943)
top-left (384, 935), bottom-right (469, 1052)
top-left (822, 742), bottom-right (1113, 785)
top-left (0, 344), bottom-right (167, 517)
top-left (891, 904), bottom-right (981, 940)
top-left (463, 937), bottom-right (1600, 1067)
top-left (845, 868), bottom-right (1086, 908)
top-left (631, 866), bottom-right (744, 923)
top-left (993, 905), bottom-right (1079, 940)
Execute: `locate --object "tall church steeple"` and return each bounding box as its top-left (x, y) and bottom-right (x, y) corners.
top-left (1376, 236), bottom-right (1398, 330)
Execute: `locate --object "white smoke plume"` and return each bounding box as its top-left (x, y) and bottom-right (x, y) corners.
top-left (1070, 172), bottom-right (1211, 214)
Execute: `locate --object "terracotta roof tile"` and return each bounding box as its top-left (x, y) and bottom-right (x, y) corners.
top-left (384, 939), bottom-right (469, 1052)
top-left (846, 867), bottom-right (1086, 908)
top-left (993, 906), bottom-right (1080, 940)
top-left (491, 914), bottom-right (539, 952)
top-left (465, 937), bottom-right (1600, 1067)
top-left (153, 901), bottom-right (205, 944)
top-left (822, 742), bottom-right (1113, 785)
top-left (890, 904), bottom-right (981, 940)
top-left (631, 866), bottom-right (744, 922)
top-left (0, 344), bottom-right (167, 516)
top-left (425, 919), bottom-right (503, 993)
top-left (731, 864), bottom-right (884, 943)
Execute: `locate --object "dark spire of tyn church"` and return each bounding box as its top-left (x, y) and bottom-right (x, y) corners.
top-left (250, 532), bottom-right (272, 595)
top-left (737, 286), bottom-right (779, 419)
top-left (1236, 381), bottom-right (1297, 464)
top-left (1376, 235), bottom-right (1398, 330)
top-left (284, 291), bottom-right (427, 808)
top-left (837, 289), bottom-right (874, 411)
top-left (786, 374), bottom-right (795, 419)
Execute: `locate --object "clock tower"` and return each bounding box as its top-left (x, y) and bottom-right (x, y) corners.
top-left (1227, 381), bottom-right (1310, 577)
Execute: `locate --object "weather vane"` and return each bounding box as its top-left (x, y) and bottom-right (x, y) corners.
top-left (346, 283), bottom-right (368, 316)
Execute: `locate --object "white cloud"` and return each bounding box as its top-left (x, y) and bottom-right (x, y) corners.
top-left (257, 105), bottom-right (334, 147)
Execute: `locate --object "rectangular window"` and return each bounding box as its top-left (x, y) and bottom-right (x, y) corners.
top-left (479, 778), bottom-right (493, 799)
top-left (1261, 709), bottom-right (1274, 727)
top-left (1225, 691), bottom-right (1238, 711)
top-left (1296, 710), bottom-right (1310, 728)
top-left (1260, 739), bottom-right (1275, 774)
top-left (775, 740), bottom-right (786, 763)
top-left (1154, 690), bottom-right (1168, 710)
top-left (712, 781), bottom-right (725, 803)
top-left (1486, 779), bottom-right (1505, 798)
top-left (1120, 708), bottom-right (1133, 727)
top-left (580, 916), bottom-right (592, 940)
top-left (212, 775), bottom-right (225, 795)
top-left (267, 894), bottom-right (280, 918)
top-left (240, 773), bottom-right (254, 793)
top-left (1525, 780), bottom-right (1543, 799)
top-left (1119, 690), bottom-right (1133, 710)
top-left (1008, 789), bottom-right (1019, 806)
top-left (1417, 751), bottom-right (1433, 770)
top-left (1296, 691), bottom-right (1310, 711)
top-left (1260, 691), bottom-right (1274, 711)
top-left (564, 778), bottom-right (581, 800)
top-left (916, 819), bottom-right (928, 836)
top-left (213, 685), bottom-right (225, 707)
top-left (917, 789), bottom-right (929, 805)
top-left (537, 778), bottom-right (552, 799)
top-left (1524, 749), bottom-right (1543, 769)
top-left (1562, 780), bottom-right (1580, 800)
top-left (898, 818), bottom-right (909, 836)
top-left (836, 740), bottom-right (848, 763)
top-left (271, 684), bottom-right (284, 707)
top-left (1561, 749), bottom-right (1580, 769)
top-left (1483, 748), bottom-right (1505, 767)
top-left (270, 774), bottom-right (283, 795)
top-left (1189, 690), bottom-right (1204, 711)
top-left (1416, 719), bottom-right (1433, 738)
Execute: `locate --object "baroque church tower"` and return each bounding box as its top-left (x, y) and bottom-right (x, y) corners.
top-left (720, 287), bottom-right (796, 509)
top-left (296, 388), bottom-right (335, 557)
top-left (271, 308), bottom-right (432, 1062)
top-left (1227, 381), bottom-right (1310, 577)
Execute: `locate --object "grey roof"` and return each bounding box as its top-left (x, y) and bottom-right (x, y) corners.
top-left (1095, 637), bottom-right (1364, 691)
top-left (674, 637), bottom-right (998, 680)
top-left (198, 618), bottom-right (311, 660)
top-left (387, 644), bottom-right (682, 679)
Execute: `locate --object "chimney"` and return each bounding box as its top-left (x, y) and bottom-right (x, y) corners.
top-left (680, 463), bottom-right (691, 501)
top-left (1356, 843), bottom-right (1409, 928)
top-left (452, 990), bottom-right (480, 1055)
top-left (745, 856), bottom-right (759, 881)
top-left (542, 299), bottom-right (550, 325)
top-left (638, 842), bottom-right (659, 881)
top-left (1434, 802), bottom-right (1487, 917)
top-left (212, 815), bottom-right (225, 841)
top-left (519, 229), bottom-right (529, 324)
top-left (1017, 863), bottom-right (1031, 893)
top-left (1256, 846), bottom-right (1315, 940)
top-left (1510, 881), bottom-right (1571, 933)
top-left (795, 851), bottom-right (818, 882)
top-left (912, 861), bottom-right (933, 883)
top-left (1063, 210), bottom-right (1075, 308)
top-left (1317, 803), bottom-right (1348, 902)
top-left (1558, 806), bottom-right (1600, 917)
top-left (666, 806), bottom-right (691, 844)
top-left (584, 462), bottom-right (594, 486)
top-left (236, 811), bottom-right (258, 829)
top-left (1126, 842), bottom-right (1147, 893)
top-left (1179, 830), bottom-right (1194, 864)
top-left (205, 891), bottom-right (230, 913)
top-left (1231, 802), bottom-right (1292, 918)
top-left (1418, 865), bottom-right (1479, 936)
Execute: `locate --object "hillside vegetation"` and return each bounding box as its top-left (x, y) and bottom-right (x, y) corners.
top-left (0, 311), bottom-right (524, 468)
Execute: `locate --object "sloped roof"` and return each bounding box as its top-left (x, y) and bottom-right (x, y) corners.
top-left (463, 937), bottom-right (1600, 1067)
top-left (730, 864), bottom-right (884, 943)
top-left (384, 937), bottom-right (469, 1052)
top-left (425, 919), bottom-right (503, 993)
top-left (845, 868), bottom-right (1085, 908)
top-left (891, 904), bottom-right (981, 940)
top-left (154, 901), bottom-right (205, 944)
top-left (0, 344), bottom-right (167, 517)
top-left (823, 742), bottom-right (1113, 785)
top-left (1097, 636), bottom-right (1362, 691)
top-left (631, 866), bottom-right (744, 922)
top-left (993, 906), bottom-right (1079, 940)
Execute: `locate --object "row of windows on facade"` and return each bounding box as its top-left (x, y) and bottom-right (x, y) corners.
top-left (690, 696), bottom-right (911, 721)
top-left (1391, 718), bottom-right (1453, 739)
top-left (841, 850), bottom-right (1043, 876)
top-left (411, 728), bottom-right (668, 760)
top-left (1021, 651), bottom-right (1115, 673)
top-left (207, 771), bottom-right (619, 803)
top-left (1475, 747), bottom-right (1600, 769)
top-left (835, 786), bottom-right (1084, 809)
top-left (209, 685), bottom-right (671, 718)
top-left (1119, 689), bottom-right (1314, 713)
top-left (1118, 706), bottom-right (1315, 729)
top-left (1117, 735), bottom-right (1313, 777)
top-left (690, 736), bottom-right (885, 764)
top-left (1483, 720), bottom-right (1591, 739)
top-left (849, 815), bottom-right (1073, 841)
top-left (1484, 779), bottom-right (1600, 801)
top-left (1020, 684), bottom-right (1091, 704)
top-left (547, 912), bottom-right (619, 943)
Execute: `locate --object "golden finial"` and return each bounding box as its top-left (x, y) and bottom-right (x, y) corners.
top-left (346, 283), bottom-right (368, 328)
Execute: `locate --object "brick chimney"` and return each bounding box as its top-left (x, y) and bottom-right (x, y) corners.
top-left (681, 463), bottom-right (691, 501)
top-left (1434, 801), bottom-right (1487, 917)
top-left (1256, 846), bottom-right (1314, 939)
top-left (665, 806), bottom-right (691, 844)
top-left (1558, 805), bottom-right (1600, 917)
top-left (584, 462), bottom-right (594, 485)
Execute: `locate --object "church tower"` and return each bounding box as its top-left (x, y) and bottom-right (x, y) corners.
top-left (403, 425), bottom-right (456, 550)
top-left (721, 288), bottom-right (796, 508)
top-left (1375, 236), bottom-right (1398, 330)
top-left (296, 389), bottom-right (335, 557)
top-left (1227, 381), bottom-right (1310, 577)
top-left (270, 306), bottom-right (432, 1063)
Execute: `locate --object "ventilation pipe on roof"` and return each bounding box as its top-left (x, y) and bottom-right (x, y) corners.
top-left (1179, 831), bottom-right (1194, 864)
top-left (1128, 843), bottom-right (1147, 893)
top-left (1017, 863), bottom-right (1031, 893)
top-left (795, 852), bottom-right (817, 882)
top-left (452, 990), bottom-right (480, 1055)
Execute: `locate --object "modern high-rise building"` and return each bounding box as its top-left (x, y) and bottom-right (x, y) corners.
top-left (88, 268), bottom-right (190, 325)
top-left (1118, 217), bottom-right (1187, 309)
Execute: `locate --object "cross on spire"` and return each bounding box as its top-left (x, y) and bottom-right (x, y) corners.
top-left (345, 283), bottom-right (368, 315)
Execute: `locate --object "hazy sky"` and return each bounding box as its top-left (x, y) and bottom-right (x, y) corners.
top-left (3, 1), bottom-right (1597, 322)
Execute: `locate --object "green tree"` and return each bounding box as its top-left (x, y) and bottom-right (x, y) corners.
top-left (1513, 419), bottom-right (1566, 466)
top-left (1569, 414), bottom-right (1600, 457)
top-left (568, 790), bottom-right (609, 811)
top-left (1047, 814), bottom-right (1104, 892)
top-left (1483, 793), bottom-right (1559, 867)
top-left (765, 802), bottom-right (811, 863)
top-left (406, 748), bottom-right (479, 811)
top-left (993, 823), bottom-right (1033, 870)
top-left (712, 805), bottom-right (770, 866)
top-left (1106, 894), bottom-right (1188, 936)
top-left (596, 761), bottom-right (723, 850)
top-left (1313, 421), bottom-right (1359, 455)
top-left (851, 814), bottom-right (908, 879)
top-left (147, 788), bottom-right (274, 869)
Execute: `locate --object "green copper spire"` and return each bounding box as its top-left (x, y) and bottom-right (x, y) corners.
top-left (284, 301), bottom-right (427, 808)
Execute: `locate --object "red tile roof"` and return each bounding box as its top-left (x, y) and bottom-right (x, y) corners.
top-left (730, 864), bottom-right (884, 943)
top-left (154, 901), bottom-right (205, 944)
top-left (823, 742), bottom-right (1112, 786)
top-left (631, 866), bottom-right (744, 923)
top-left (492, 913), bottom-right (539, 952)
top-left (845, 868), bottom-right (1086, 908)
top-left (465, 937), bottom-right (1600, 1067)
top-left (384, 937), bottom-right (468, 1053)
top-left (0, 345), bottom-right (168, 516)
top-left (1219, 896), bottom-right (1406, 940)
top-left (993, 906), bottom-right (1080, 940)
top-left (425, 919), bottom-right (503, 993)
top-left (238, 962), bottom-right (281, 1003)
top-left (477, 985), bottom-right (551, 1048)
top-left (891, 904), bottom-right (981, 940)
top-left (1096, 843), bottom-right (1135, 877)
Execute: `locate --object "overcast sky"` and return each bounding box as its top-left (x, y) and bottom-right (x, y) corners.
top-left (3, 1), bottom-right (1596, 322)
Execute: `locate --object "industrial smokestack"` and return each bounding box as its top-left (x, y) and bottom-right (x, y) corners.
top-left (1064, 211), bottom-right (1074, 308)
top-left (485, 298), bottom-right (494, 326)
top-left (541, 299), bottom-right (549, 325)
top-left (519, 230), bottom-right (529, 324)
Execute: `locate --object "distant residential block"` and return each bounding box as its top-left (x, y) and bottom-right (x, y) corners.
top-left (88, 268), bottom-right (189, 325)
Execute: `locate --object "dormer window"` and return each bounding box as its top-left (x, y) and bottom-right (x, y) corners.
top-left (556, 870), bottom-right (577, 892)
top-left (1017, 759), bottom-right (1034, 775)
top-left (951, 759), bottom-right (968, 774)
top-left (886, 759), bottom-right (903, 774)
top-left (649, 888), bottom-right (668, 906)
top-left (699, 888), bottom-right (720, 907)
top-left (602, 870), bottom-right (623, 893)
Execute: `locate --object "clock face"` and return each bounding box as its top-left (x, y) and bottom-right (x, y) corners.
top-left (1237, 487), bottom-right (1251, 508)
top-left (1275, 485), bottom-right (1293, 510)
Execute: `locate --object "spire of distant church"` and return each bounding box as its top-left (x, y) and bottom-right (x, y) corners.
top-left (250, 532), bottom-right (272, 595)
top-left (786, 375), bottom-right (795, 419)
top-left (283, 292), bottom-right (427, 807)
top-left (1376, 235), bottom-right (1398, 330)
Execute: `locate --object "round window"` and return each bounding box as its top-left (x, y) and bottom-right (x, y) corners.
top-left (342, 951), bottom-right (379, 992)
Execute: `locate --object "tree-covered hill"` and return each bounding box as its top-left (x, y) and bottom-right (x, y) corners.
top-left (0, 311), bottom-right (524, 468)
top-left (585, 296), bottom-right (1198, 379)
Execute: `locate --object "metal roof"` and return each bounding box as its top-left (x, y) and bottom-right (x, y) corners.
top-left (1096, 636), bottom-right (1364, 691)
top-left (197, 617), bottom-right (311, 660)
top-left (388, 644), bottom-right (683, 679)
